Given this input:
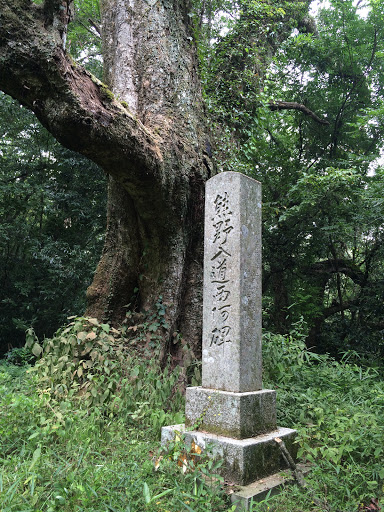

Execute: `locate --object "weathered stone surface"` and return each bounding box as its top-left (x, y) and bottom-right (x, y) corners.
top-left (202, 172), bottom-right (262, 393)
top-left (185, 386), bottom-right (276, 439)
top-left (231, 463), bottom-right (312, 511)
top-left (161, 172), bottom-right (298, 491)
top-left (161, 423), bottom-right (185, 444)
top-left (161, 424), bottom-right (298, 486)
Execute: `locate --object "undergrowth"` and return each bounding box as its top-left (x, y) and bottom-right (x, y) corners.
top-left (0, 316), bottom-right (383, 511)
top-left (0, 315), bottom-right (229, 512)
top-left (0, 361), bottom-right (227, 511)
top-left (261, 329), bottom-right (384, 511)
top-left (24, 315), bottom-right (186, 429)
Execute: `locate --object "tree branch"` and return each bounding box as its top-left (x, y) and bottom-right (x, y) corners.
top-left (268, 101), bottom-right (330, 125)
top-left (88, 17), bottom-right (101, 36)
top-left (78, 20), bottom-right (101, 39)
top-left (323, 299), bottom-right (357, 320)
top-left (305, 258), bottom-right (365, 286)
top-left (0, 0), bottom-right (162, 189)
top-left (274, 438), bottom-right (306, 487)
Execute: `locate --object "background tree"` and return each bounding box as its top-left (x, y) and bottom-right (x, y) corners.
top-left (215, 0), bottom-right (384, 356)
top-left (0, 0), bottom-right (313, 359)
top-left (0, 92), bottom-right (106, 355)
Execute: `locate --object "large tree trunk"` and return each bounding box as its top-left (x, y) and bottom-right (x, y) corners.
top-left (0, 0), bottom-right (212, 356)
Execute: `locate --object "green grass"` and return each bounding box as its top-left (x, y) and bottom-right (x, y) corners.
top-left (1, 325), bottom-right (383, 511)
top-left (261, 331), bottom-right (384, 511)
top-left (0, 360), bottom-right (229, 512)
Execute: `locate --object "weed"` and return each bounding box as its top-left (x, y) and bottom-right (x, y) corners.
top-left (3, 346), bottom-right (35, 366)
top-left (1, 322), bottom-right (383, 511)
top-left (0, 359), bottom-right (230, 511)
top-left (262, 329), bottom-right (384, 511)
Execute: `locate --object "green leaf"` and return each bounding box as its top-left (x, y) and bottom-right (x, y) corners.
top-left (28, 446), bottom-right (41, 472)
top-left (177, 498), bottom-right (196, 512)
top-left (143, 482), bottom-right (151, 504)
top-left (131, 367), bottom-right (140, 377)
top-left (32, 343), bottom-right (43, 357)
top-left (101, 323), bottom-right (110, 333)
top-left (152, 488), bottom-right (173, 501)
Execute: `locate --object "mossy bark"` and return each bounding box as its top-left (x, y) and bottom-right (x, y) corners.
top-left (0, 0), bottom-right (213, 357)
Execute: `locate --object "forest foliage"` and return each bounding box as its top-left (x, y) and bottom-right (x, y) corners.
top-left (0, 93), bottom-right (106, 354)
top-left (1, 327), bottom-right (383, 511)
top-left (195, 0), bottom-right (384, 357)
top-left (1, 0), bottom-right (384, 359)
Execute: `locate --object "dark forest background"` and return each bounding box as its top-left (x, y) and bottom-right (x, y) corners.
top-left (1, 0), bottom-right (384, 361)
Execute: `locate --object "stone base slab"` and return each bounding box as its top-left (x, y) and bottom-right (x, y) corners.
top-left (161, 424), bottom-right (297, 486)
top-left (185, 386), bottom-right (276, 439)
top-left (230, 463), bottom-right (312, 511)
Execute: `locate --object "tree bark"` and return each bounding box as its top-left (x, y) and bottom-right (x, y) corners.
top-left (0, 0), bottom-right (212, 357)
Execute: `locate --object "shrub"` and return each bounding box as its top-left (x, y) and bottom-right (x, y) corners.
top-left (3, 346), bottom-right (35, 366)
top-left (262, 328), bottom-right (384, 510)
top-left (25, 315), bottom-right (185, 435)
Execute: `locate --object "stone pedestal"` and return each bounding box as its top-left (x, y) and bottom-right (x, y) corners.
top-left (185, 387), bottom-right (276, 439)
top-left (161, 424), bottom-right (297, 486)
top-left (161, 173), bottom-right (297, 508)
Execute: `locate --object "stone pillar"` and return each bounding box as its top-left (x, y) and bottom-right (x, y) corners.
top-left (202, 172), bottom-right (262, 392)
top-left (162, 172), bottom-right (297, 507)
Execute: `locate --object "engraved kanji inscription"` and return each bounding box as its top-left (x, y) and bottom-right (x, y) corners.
top-left (210, 191), bottom-right (234, 346)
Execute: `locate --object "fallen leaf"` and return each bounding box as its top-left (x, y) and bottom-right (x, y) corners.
top-left (154, 456), bottom-right (163, 471)
top-left (177, 453), bottom-right (188, 474)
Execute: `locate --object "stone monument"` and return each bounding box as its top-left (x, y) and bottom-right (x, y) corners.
top-left (162, 172), bottom-right (297, 509)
